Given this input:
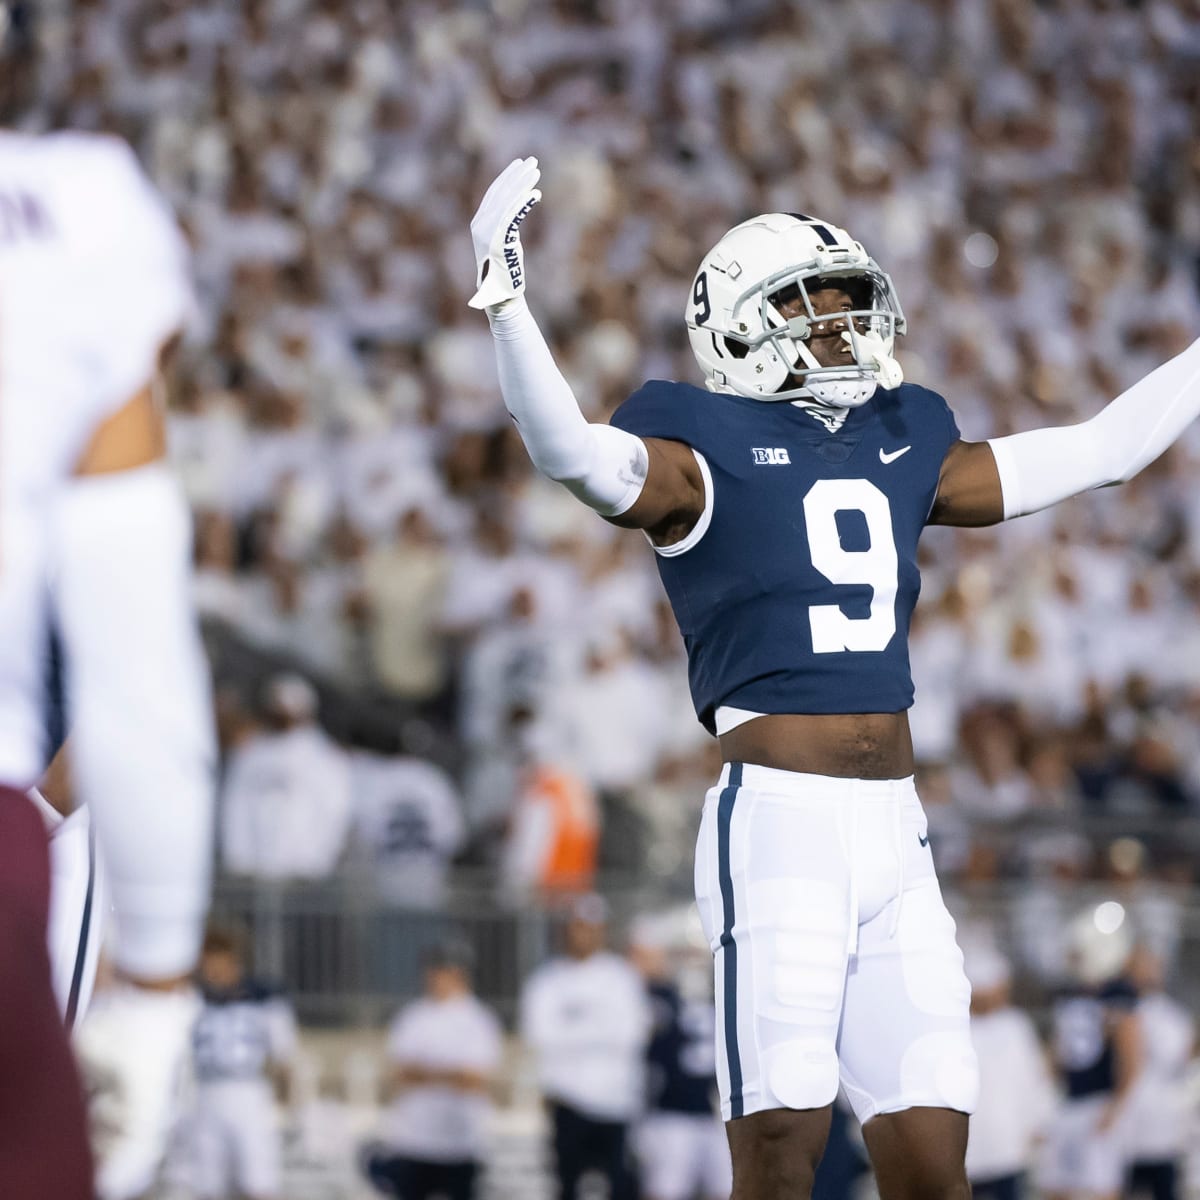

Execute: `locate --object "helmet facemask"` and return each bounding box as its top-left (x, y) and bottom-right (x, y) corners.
top-left (724, 264), bottom-right (906, 409)
top-left (685, 213), bottom-right (907, 418)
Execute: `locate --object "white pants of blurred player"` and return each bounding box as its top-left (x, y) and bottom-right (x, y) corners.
top-left (636, 1112), bottom-right (732, 1200)
top-left (184, 1079), bottom-right (282, 1200)
top-left (1036, 1096), bottom-right (1127, 1198)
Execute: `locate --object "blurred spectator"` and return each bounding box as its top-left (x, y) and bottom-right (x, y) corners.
top-left (351, 749), bottom-right (464, 908)
top-left (181, 926), bottom-right (298, 1200)
top-left (963, 945), bottom-right (1056, 1200)
top-left (1124, 944), bottom-right (1195, 1200)
top-left (1010, 829), bottom-right (1094, 988)
top-left (952, 709), bottom-right (1035, 823)
top-left (556, 627), bottom-right (667, 798)
top-left (365, 940), bottom-right (503, 1200)
top-left (520, 895), bottom-right (651, 1200)
top-left (362, 506), bottom-right (452, 704)
top-left (501, 711), bottom-right (600, 899)
top-left (220, 674), bottom-right (353, 879)
top-left (458, 584), bottom-right (572, 755)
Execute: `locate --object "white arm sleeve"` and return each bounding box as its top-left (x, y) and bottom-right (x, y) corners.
top-left (487, 299), bottom-right (649, 516)
top-left (989, 338), bottom-right (1200, 519)
top-left (51, 464), bottom-right (215, 980)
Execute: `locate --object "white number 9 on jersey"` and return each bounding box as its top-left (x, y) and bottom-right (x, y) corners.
top-left (802, 479), bottom-right (898, 653)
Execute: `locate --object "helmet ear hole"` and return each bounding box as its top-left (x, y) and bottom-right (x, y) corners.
top-left (723, 337), bottom-right (749, 360)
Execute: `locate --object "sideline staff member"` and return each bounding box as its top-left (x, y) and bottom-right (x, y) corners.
top-left (520, 896), bottom-right (651, 1200)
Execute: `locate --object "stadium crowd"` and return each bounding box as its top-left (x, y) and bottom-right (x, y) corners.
top-left (22, 0), bottom-right (1200, 977)
top-left (12, 1), bottom-right (1200, 1197)
top-left (25, 0), bottom-right (1200, 869)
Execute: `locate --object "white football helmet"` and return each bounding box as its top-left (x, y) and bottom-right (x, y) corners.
top-left (685, 213), bottom-right (906, 409)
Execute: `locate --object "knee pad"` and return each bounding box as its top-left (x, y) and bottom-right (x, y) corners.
top-left (899, 1032), bottom-right (980, 1114)
top-left (765, 1038), bottom-right (840, 1111)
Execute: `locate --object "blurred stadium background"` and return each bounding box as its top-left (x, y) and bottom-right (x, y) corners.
top-left (17, 0), bottom-right (1200, 1196)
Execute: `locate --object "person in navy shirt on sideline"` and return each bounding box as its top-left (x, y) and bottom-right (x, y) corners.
top-left (467, 156), bottom-right (1200, 1200)
top-left (1038, 910), bottom-right (1143, 1200)
top-left (630, 916), bottom-right (731, 1200)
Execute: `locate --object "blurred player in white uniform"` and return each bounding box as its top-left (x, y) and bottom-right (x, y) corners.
top-left (0, 5), bottom-right (214, 1196)
top-left (184, 928), bottom-right (297, 1200)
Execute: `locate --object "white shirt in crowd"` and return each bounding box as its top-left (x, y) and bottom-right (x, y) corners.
top-left (1124, 992), bottom-right (1195, 1164)
top-left (351, 752), bottom-right (464, 906)
top-left (221, 723), bottom-right (353, 879)
top-left (556, 652), bottom-right (670, 793)
top-left (385, 994), bottom-right (504, 1163)
top-left (520, 951), bottom-right (652, 1122)
top-left (966, 1006), bottom-right (1058, 1183)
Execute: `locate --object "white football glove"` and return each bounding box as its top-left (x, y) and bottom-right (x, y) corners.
top-left (468, 156), bottom-right (542, 311)
top-left (844, 328), bottom-right (904, 390)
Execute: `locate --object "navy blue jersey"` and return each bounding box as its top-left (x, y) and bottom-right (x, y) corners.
top-left (1051, 978), bottom-right (1138, 1099)
top-left (610, 381), bottom-right (959, 732)
top-left (645, 982), bottom-right (718, 1115)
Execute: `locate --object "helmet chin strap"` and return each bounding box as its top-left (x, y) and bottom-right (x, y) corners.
top-left (782, 326), bottom-right (902, 419)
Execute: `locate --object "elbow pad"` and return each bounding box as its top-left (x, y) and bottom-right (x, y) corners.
top-left (560, 423), bottom-right (649, 517)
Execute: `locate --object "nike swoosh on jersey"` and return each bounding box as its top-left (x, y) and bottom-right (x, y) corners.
top-left (879, 445), bottom-right (912, 464)
top-left (918, 832), bottom-right (930, 847)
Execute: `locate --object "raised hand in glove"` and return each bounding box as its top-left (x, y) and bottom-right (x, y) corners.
top-left (468, 156), bottom-right (542, 311)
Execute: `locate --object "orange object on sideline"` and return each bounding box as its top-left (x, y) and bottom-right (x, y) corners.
top-left (527, 765), bottom-right (599, 893)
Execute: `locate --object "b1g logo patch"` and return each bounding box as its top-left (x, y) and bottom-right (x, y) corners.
top-left (753, 447), bottom-right (791, 465)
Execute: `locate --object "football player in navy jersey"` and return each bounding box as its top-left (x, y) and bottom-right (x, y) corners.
top-left (467, 158), bottom-right (1200, 1200)
top-left (631, 918), bottom-right (731, 1200)
top-left (1039, 911), bottom-right (1142, 1200)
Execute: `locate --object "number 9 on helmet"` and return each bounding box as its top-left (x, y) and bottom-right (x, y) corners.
top-left (685, 213), bottom-right (906, 411)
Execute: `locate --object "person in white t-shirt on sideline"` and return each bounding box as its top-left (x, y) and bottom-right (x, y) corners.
top-left (520, 894), bottom-right (651, 1200)
top-left (963, 944), bottom-right (1057, 1200)
top-left (220, 674), bottom-right (353, 879)
top-left (364, 939), bottom-right (503, 1200)
top-left (1123, 943), bottom-right (1195, 1200)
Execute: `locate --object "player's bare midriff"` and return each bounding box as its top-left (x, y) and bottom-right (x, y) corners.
top-left (719, 711), bottom-right (914, 781)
